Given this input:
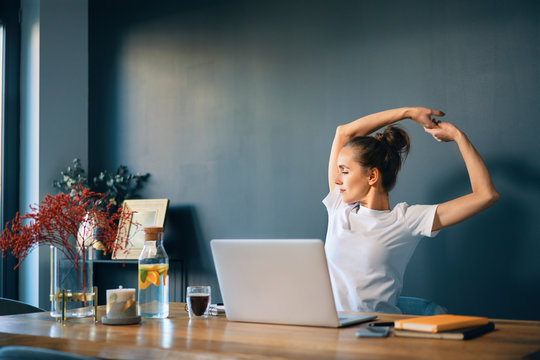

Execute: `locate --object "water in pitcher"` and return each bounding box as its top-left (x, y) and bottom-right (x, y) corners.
top-left (138, 263), bottom-right (169, 318)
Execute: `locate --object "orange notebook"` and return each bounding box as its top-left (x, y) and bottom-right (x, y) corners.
top-left (394, 315), bottom-right (490, 333)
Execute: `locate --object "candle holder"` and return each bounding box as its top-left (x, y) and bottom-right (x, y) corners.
top-left (101, 286), bottom-right (141, 325)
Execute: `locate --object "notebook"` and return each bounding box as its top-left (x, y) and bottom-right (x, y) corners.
top-left (394, 314), bottom-right (490, 333)
top-left (394, 322), bottom-right (495, 340)
top-left (210, 239), bottom-right (377, 328)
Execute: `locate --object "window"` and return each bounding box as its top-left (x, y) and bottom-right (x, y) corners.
top-left (0, 22), bottom-right (4, 219)
top-left (0, 22), bottom-right (5, 297)
top-left (0, 23), bottom-right (4, 217)
top-left (0, 2), bottom-right (20, 298)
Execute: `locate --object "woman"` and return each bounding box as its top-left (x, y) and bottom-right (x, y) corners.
top-left (324, 107), bottom-right (499, 313)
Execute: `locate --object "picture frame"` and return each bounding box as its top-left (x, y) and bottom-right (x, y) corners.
top-left (113, 198), bottom-right (169, 260)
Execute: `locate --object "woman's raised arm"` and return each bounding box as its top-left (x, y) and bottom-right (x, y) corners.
top-left (425, 122), bottom-right (500, 231)
top-left (328, 107), bottom-right (445, 191)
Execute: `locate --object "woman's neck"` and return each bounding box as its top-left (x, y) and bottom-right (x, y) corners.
top-left (358, 189), bottom-right (390, 211)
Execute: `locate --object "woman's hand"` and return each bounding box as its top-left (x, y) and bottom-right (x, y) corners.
top-left (424, 122), bottom-right (462, 142)
top-left (407, 107), bottom-right (445, 129)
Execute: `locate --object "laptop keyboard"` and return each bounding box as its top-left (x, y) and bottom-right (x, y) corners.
top-left (338, 313), bottom-right (359, 321)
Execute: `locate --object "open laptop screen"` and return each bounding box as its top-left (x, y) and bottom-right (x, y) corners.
top-left (211, 239), bottom-right (375, 327)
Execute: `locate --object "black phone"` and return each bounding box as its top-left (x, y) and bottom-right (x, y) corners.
top-left (355, 326), bottom-right (390, 338)
top-left (368, 321), bottom-right (395, 327)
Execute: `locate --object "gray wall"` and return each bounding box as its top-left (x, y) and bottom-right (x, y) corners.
top-left (89, 0), bottom-right (540, 320)
top-left (19, 0), bottom-right (88, 308)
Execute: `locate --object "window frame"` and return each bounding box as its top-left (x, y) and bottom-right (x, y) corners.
top-left (0, 21), bottom-right (6, 298)
top-left (1, 22), bottom-right (5, 223)
top-left (0, 1), bottom-right (21, 299)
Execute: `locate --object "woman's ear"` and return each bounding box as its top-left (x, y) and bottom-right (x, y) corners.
top-left (368, 168), bottom-right (380, 186)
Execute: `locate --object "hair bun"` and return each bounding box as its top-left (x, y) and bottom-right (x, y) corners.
top-left (344, 125), bottom-right (411, 192)
top-left (377, 125), bottom-right (410, 157)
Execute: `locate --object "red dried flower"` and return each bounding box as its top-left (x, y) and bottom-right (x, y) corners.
top-left (0, 186), bottom-right (138, 272)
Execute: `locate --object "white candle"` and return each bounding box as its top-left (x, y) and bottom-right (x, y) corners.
top-left (106, 286), bottom-right (137, 319)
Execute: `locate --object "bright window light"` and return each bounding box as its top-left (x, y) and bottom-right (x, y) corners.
top-left (0, 23), bottom-right (4, 216)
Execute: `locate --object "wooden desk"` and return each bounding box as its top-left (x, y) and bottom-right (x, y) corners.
top-left (0, 303), bottom-right (539, 359)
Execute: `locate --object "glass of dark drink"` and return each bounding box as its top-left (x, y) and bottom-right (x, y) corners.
top-left (186, 286), bottom-right (211, 318)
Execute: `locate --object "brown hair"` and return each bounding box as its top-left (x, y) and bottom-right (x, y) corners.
top-left (344, 125), bottom-right (410, 192)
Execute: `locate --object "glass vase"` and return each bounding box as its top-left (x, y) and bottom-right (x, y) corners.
top-left (50, 245), bottom-right (95, 318)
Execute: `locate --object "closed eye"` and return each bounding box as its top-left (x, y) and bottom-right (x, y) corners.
top-left (338, 165), bottom-right (349, 175)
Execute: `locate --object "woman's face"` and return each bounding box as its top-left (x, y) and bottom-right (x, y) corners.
top-left (335, 146), bottom-right (371, 204)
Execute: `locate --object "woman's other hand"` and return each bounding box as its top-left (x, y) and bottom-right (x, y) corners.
top-left (424, 122), bottom-right (462, 142)
top-left (407, 107), bottom-right (445, 129)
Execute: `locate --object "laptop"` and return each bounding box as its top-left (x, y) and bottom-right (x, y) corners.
top-left (210, 239), bottom-right (377, 327)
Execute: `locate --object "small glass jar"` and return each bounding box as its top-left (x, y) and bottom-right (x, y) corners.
top-left (138, 227), bottom-right (169, 318)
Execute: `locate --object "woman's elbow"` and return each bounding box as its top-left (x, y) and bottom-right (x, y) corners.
top-left (335, 125), bottom-right (346, 139)
top-left (491, 190), bottom-right (500, 205)
top-left (484, 189), bottom-right (500, 208)
top-left (334, 125), bottom-right (349, 144)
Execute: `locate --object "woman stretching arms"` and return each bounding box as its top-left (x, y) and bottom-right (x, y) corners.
top-left (324, 107), bottom-right (499, 313)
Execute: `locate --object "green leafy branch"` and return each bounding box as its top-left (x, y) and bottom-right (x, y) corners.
top-left (53, 158), bottom-right (150, 212)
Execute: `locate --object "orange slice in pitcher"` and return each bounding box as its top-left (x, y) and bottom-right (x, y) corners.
top-left (146, 270), bottom-right (160, 287)
top-left (139, 277), bottom-right (150, 290)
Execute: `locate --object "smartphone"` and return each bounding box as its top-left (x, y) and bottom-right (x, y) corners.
top-left (355, 326), bottom-right (390, 338)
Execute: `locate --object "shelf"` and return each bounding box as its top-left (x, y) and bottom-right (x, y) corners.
top-left (92, 259), bottom-right (138, 264)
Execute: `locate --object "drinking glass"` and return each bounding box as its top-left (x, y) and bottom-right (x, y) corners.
top-left (186, 286), bottom-right (211, 318)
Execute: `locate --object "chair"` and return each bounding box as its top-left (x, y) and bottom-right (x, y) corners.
top-left (0, 297), bottom-right (46, 316)
top-left (0, 346), bottom-right (98, 360)
top-left (397, 296), bottom-right (448, 316)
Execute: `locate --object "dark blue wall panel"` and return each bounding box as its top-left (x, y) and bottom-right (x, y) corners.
top-left (89, 0), bottom-right (540, 319)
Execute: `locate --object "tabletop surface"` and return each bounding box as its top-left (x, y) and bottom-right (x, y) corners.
top-left (0, 303), bottom-right (539, 359)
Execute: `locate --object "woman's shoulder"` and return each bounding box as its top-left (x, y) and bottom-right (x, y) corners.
top-left (392, 202), bottom-right (439, 229)
top-left (391, 202), bottom-right (410, 214)
top-left (323, 188), bottom-right (343, 210)
top-left (392, 202), bottom-right (436, 218)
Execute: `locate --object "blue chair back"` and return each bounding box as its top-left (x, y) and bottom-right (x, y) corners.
top-left (0, 346), bottom-right (97, 360)
top-left (0, 297), bottom-right (46, 316)
top-left (397, 296), bottom-right (448, 316)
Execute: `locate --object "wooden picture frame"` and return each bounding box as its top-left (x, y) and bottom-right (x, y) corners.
top-left (113, 199), bottom-right (169, 260)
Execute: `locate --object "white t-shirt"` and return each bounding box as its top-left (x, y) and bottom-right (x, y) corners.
top-left (323, 188), bottom-right (439, 313)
